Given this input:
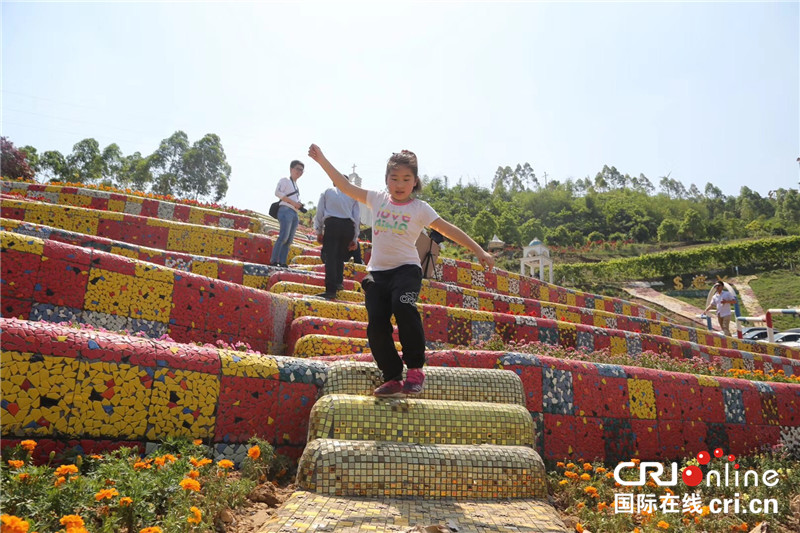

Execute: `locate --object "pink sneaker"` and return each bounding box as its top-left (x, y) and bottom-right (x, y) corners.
top-left (402, 368), bottom-right (425, 395)
top-left (373, 379), bottom-right (404, 398)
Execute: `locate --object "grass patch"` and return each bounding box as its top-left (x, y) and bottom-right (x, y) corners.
top-left (749, 269), bottom-right (800, 330)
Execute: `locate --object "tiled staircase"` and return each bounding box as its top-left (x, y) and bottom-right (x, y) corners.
top-left (264, 361), bottom-right (565, 532)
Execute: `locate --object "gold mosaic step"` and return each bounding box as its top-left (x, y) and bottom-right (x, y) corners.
top-left (297, 438), bottom-right (547, 499)
top-left (261, 490), bottom-right (567, 532)
top-left (269, 281), bottom-right (364, 303)
top-left (309, 394), bottom-right (534, 446)
top-left (322, 361), bottom-right (526, 405)
top-left (294, 334), bottom-right (402, 357)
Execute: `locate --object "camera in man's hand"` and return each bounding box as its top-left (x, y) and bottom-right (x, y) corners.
top-left (298, 204), bottom-right (308, 214)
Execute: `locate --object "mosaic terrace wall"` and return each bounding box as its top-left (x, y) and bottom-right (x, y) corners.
top-left (3, 319), bottom-right (799, 464)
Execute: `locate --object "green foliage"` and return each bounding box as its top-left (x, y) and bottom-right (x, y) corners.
top-left (556, 236), bottom-right (800, 284)
top-left (749, 269), bottom-right (800, 330)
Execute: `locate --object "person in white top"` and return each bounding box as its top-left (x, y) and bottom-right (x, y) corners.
top-left (269, 160), bottom-right (305, 267)
top-left (308, 144), bottom-right (494, 397)
top-left (704, 281), bottom-right (737, 336)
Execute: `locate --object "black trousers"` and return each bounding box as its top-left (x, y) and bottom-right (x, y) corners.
top-left (363, 264), bottom-right (425, 382)
top-left (321, 217), bottom-right (355, 293)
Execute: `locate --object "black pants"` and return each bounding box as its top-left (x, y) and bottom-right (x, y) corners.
top-left (321, 217), bottom-right (355, 293)
top-left (363, 264), bottom-right (425, 382)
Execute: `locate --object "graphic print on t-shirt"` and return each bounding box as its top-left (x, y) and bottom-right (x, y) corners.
top-left (374, 201), bottom-right (411, 236)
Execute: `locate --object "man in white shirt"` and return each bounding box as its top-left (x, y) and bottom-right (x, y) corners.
top-left (269, 160), bottom-right (305, 267)
top-left (704, 281), bottom-right (737, 336)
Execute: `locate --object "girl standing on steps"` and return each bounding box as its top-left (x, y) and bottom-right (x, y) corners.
top-left (308, 144), bottom-right (495, 397)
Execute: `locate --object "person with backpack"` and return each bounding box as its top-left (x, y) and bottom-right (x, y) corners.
top-left (269, 160), bottom-right (306, 267)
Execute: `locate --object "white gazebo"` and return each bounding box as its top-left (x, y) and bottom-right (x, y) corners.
top-left (520, 238), bottom-right (553, 283)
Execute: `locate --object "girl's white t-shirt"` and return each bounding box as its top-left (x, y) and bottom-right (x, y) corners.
top-left (365, 190), bottom-right (439, 272)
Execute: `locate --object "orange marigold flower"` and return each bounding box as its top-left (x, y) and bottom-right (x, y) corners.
top-left (189, 457), bottom-right (212, 468)
top-left (54, 464), bottom-right (78, 477)
top-left (94, 488), bottom-right (119, 501)
top-left (580, 473), bottom-right (591, 481)
top-left (584, 486), bottom-right (598, 495)
top-left (90, 454), bottom-right (103, 460)
top-left (188, 470), bottom-right (200, 479)
top-left (60, 515), bottom-right (85, 528)
top-left (193, 439), bottom-right (203, 445)
top-left (180, 478), bottom-right (201, 492)
top-left (7, 460), bottom-right (24, 469)
top-left (595, 467), bottom-right (607, 474)
top-left (633, 529), bottom-right (642, 533)
top-left (631, 458), bottom-right (641, 465)
top-left (565, 462), bottom-right (576, 469)
top-left (575, 502), bottom-right (585, 510)
top-left (154, 456), bottom-right (166, 467)
top-left (701, 506), bottom-right (710, 516)
top-left (575, 523), bottom-right (584, 532)
top-left (605, 472), bottom-right (614, 478)
top-left (1, 514), bottom-right (30, 533)
top-left (139, 528), bottom-right (162, 533)
top-left (119, 497), bottom-right (133, 507)
top-left (248, 446), bottom-right (261, 460)
top-left (163, 454), bottom-right (177, 463)
top-left (54, 476), bottom-right (66, 487)
top-left (218, 459), bottom-right (234, 469)
top-left (734, 523), bottom-right (748, 531)
top-left (564, 471), bottom-right (578, 479)
top-left (187, 506), bottom-right (202, 524)
top-left (646, 480), bottom-right (657, 488)
top-left (657, 520), bottom-right (670, 529)
top-left (556, 462), bottom-right (565, 468)
top-left (17, 473), bottom-right (30, 483)
top-left (133, 461), bottom-right (151, 470)
top-left (597, 502), bottom-right (608, 511)
top-left (583, 463), bottom-right (592, 471)
top-left (20, 440), bottom-right (36, 453)
top-left (559, 480), bottom-right (569, 486)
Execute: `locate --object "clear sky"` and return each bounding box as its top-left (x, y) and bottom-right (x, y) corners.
top-left (2, 1), bottom-right (798, 214)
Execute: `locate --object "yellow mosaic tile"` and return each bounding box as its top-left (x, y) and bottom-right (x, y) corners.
top-left (321, 362), bottom-right (527, 405)
top-left (308, 394), bottom-right (535, 446)
top-left (2, 231), bottom-right (44, 255)
top-left (627, 378), bottom-right (656, 420)
top-left (292, 334), bottom-right (401, 358)
top-left (1, 351), bottom-right (79, 436)
top-left (146, 368), bottom-right (219, 440)
top-left (220, 350), bottom-right (280, 379)
top-left (297, 439), bottom-right (547, 499)
top-left (696, 375), bottom-right (720, 387)
top-left (191, 260), bottom-right (219, 278)
top-left (109, 245), bottom-right (140, 259)
top-left (609, 336), bottom-right (628, 356)
top-left (270, 282), bottom-right (364, 303)
top-left (243, 274), bottom-right (272, 290)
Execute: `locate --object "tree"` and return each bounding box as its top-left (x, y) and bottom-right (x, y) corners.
top-left (100, 143), bottom-right (124, 186)
top-left (67, 138), bottom-right (104, 183)
top-left (657, 218), bottom-right (680, 243)
top-left (496, 211), bottom-right (520, 247)
top-left (150, 131), bottom-right (190, 196)
top-left (19, 145), bottom-right (40, 175)
top-left (678, 208), bottom-right (705, 241)
top-left (181, 133), bottom-right (231, 202)
top-left (471, 210), bottom-right (497, 246)
top-left (519, 218), bottom-right (545, 247)
top-left (0, 137), bottom-right (35, 180)
top-left (39, 150), bottom-right (69, 182)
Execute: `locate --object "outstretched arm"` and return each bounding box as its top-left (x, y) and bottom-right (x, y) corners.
top-left (308, 144), bottom-right (368, 204)
top-left (429, 217), bottom-right (495, 270)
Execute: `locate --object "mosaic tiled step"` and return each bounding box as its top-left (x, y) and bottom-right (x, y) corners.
top-left (308, 394), bottom-right (535, 446)
top-left (261, 490), bottom-right (567, 532)
top-left (270, 281), bottom-right (364, 303)
top-left (297, 438), bottom-right (547, 499)
top-left (289, 254), bottom-right (323, 265)
top-left (321, 362), bottom-right (527, 405)
top-left (293, 334), bottom-right (402, 357)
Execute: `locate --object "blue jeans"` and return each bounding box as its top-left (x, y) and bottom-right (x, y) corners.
top-left (270, 206), bottom-right (299, 265)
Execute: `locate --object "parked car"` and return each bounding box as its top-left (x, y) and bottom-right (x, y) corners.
top-left (773, 331), bottom-right (800, 344)
top-left (742, 327), bottom-right (769, 340)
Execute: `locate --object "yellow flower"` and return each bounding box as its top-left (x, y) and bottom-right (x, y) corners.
top-left (120, 497), bottom-right (133, 507)
top-left (595, 467), bottom-right (607, 474)
top-left (54, 464), bottom-right (78, 477)
top-left (20, 440), bottom-right (36, 453)
top-left (248, 446), bottom-right (261, 460)
top-left (218, 459), bottom-right (234, 469)
top-left (180, 478), bottom-right (201, 492)
top-left (580, 473), bottom-right (591, 481)
top-left (59, 515), bottom-right (85, 528)
top-left (566, 462), bottom-right (576, 469)
top-left (94, 488), bottom-right (119, 501)
top-left (657, 520), bottom-right (670, 529)
top-left (7, 460), bottom-right (24, 469)
top-left (583, 463), bottom-right (592, 471)
top-left (1, 514), bottom-right (30, 533)
top-left (559, 480), bottom-right (569, 485)
top-left (584, 486), bottom-right (598, 495)
top-left (187, 506), bottom-right (202, 524)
